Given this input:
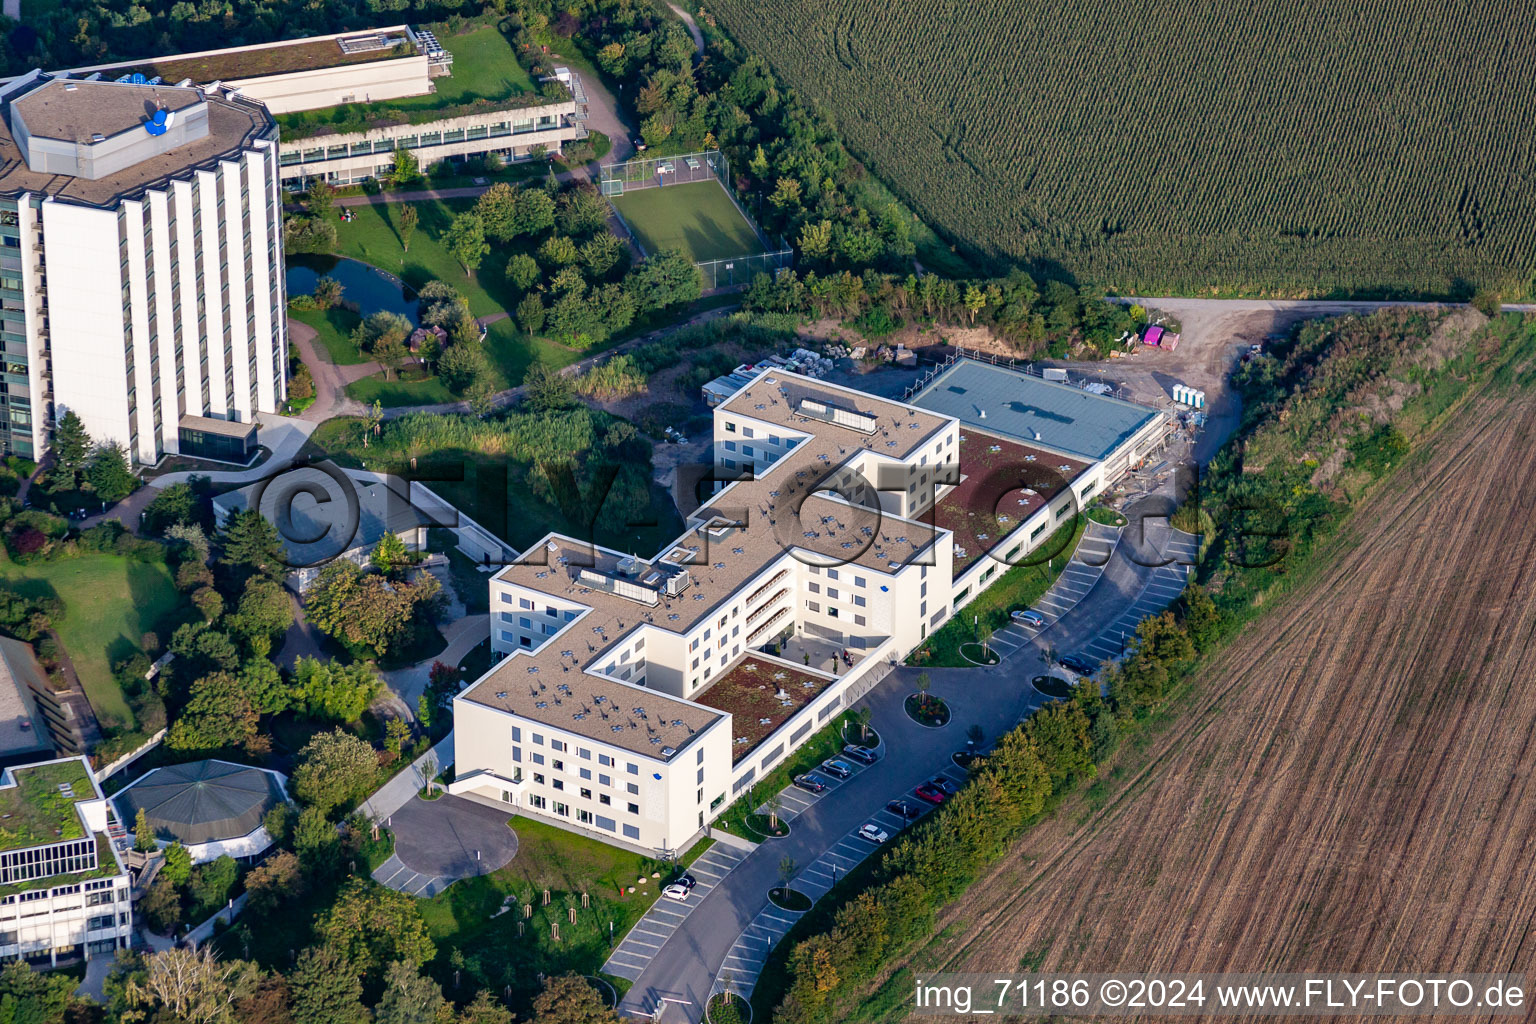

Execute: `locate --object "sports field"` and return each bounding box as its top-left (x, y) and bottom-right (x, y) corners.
top-left (610, 181), bottom-right (765, 263)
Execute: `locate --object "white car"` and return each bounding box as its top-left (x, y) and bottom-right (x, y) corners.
top-left (857, 823), bottom-right (889, 845)
top-left (662, 883), bottom-right (690, 902)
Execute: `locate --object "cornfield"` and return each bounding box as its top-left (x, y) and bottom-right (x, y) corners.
top-left (708, 0), bottom-right (1536, 298)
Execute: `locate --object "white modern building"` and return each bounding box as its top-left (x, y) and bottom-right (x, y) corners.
top-left (0, 71), bottom-right (286, 464)
top-left (0, 756), bottom-right (132, 966)
top-left (59, 26), bottom-right (587, 190)
top-left (451, 363), bottom-right (1172, 854)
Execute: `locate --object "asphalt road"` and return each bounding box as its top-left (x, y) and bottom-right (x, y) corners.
top-left (618, 522), bottom-right (1195, 1021)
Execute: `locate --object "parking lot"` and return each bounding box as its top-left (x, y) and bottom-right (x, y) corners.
top-left (986, 520), bottom-right (1121, 661)
top-left (714, 755), bottom-right (970, 999)
top-left (602, 840), bottom-right (754, 983)
top-left (1071, 530), bottom-right (1197, 669)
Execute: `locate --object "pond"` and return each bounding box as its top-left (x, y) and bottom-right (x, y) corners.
top-left (287, 254), bottom-right (419, 323)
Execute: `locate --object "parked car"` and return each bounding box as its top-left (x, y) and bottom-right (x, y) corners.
top-left (662, 883), bottom-right (690, 902)
top-left (857, 823), bottom-right (889, 844)
top-left (632, 138), bottom-right (648, 151)
top-left (1059, 653), bottom-right (1096, 675)
top-left (914, 783), bottom-right (947, 805)
top-left (673, 872), bottom-right (697, 892)
top-left (930, 776), bottom-right (958, 795)
top-left (843, 744), bottom-right (878, 765)
top-left (886, 800), bottom-right (921, 820)
top-left (1011, 609), bottom-right (1047, 628)
top-left (821, 760), bottom-right (853, 779)
top-left (792, 774), bottom-right (827, 794)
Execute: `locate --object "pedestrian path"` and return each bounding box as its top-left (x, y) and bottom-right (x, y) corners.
top-left (713, 760), bottom-right (971, 1001)
top-left (602, 840), bottom-right (754, 982)
top-left (986, 521), bottom-right (1121, 660)
top-left (1073, 528), bottom-right (1199, 668)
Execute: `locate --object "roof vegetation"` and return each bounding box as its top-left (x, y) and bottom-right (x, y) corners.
top-left (0, 759), bottom-right (95, 852)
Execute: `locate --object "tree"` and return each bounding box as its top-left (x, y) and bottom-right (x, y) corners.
top-left (290, 946), bottom-right (369, 1024)
top-left (314, 878), bottom-right (435, 977)
top-left (292, 727), bottom-right (381, 814)
top-left (228, 577), bottom-right (293, 654)
top-left (0, 959), bottom-right (73, 1023)
top-left (629, 248), bottom-right (701, 310)
top-left (124, 947), bottom-right (257, 1024)
top-left (140, 875), bottom-right (182, 933)
top-left (133, 806), bottom-right (158, 852)
top-left (850, 705), bottom-right (873, 744)
top-left (529, 974), bottom-right (623, 1024)
top-left (506, 252), bottom-right (541, 291)
top-left (439, 342), bottom-right (490, 392)
top-left (312, 275), bottom-right (344, 310)
top-left (304, 561), bottom-right (440, 657)
top-left (166, 671), bottom-right (258, 754)
top-left (579, 232), bottom-right (625, 279)
top-left (465, 377), bottom-right (498, 417)
top-left (189, 855), bottom-right (239, 918)
top-left (776, 856), bottom-right (797, 896)
top-left (391, 147), bottom-right (420, 187)
top-left (458, 991), bottom-right (516, 1024)
top-left (538, 234), bottom-right (579, 268)
top-left (474, 182), bottom-right (520, 242)
top-left (307, 180), bottom-right (334, 219)
top-left (220, 508), bottom-right (284, 580)
top-left (522, 363), bottom-right (575, 412)
top-left (293, 806), bottom-right (341, 875)
top-left (374, 333), bottom-right (409, 380)
top-left (144, 481), bottom-right (200, 533)
top-left (87, 440), bottom-right (136, 503)
top-left (517, 292), bottom-right (546, 336)
top-left (52, 409), bottom-right (91, 485)
top-left (443, 213), bottom-right (489, 276)
top-left (291, 657), bottom-right (384, 723)
top-left (915, 671), bottom-right (932, 708)
top-left (556, 184), bottom-right (610, 237)
top-left (191, 585), bottom-right (224, 622)
top-left (375, 960), bottom-right (446, 1024)
top-left (243, 850), bottom-right (303, 918)
top-left (512, 187), bottom-right (556, 237)
top-left (371, 532), bottom-right (411, 575)
top-left (399, 203), bottom-right (419, 252)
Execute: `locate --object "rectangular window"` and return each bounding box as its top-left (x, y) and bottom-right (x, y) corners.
top-left (627, 802), bottom-right (640, 814)
top-left (623, 824), bottom-right (640, 839)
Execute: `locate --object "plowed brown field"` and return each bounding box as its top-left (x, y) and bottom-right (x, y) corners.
top-left (904, 395), bottom-right (1536, 1017)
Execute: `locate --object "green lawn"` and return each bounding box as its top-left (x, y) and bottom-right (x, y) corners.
top-left (913, 517), bottom-right (1088, 668)
top-left (0, 553), bottom-right (187, 730)
top-left (345, 372), bottom-right (457, 407)
top-left (418, 817), bottom-right (710, 1009)
top-left (289, 306), bottom-right (367, 365)
top-left (610, 181), bottom-right (766, 263)
top-left (333, 198), bottom-right (511, 318)
top-left (276, 25), bottom-right (539, 137)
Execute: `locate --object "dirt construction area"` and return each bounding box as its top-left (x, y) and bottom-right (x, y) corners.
top-left (894, 392), bottom-right (1536, 1014)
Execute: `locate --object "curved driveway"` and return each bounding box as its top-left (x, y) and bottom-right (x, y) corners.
top-left (617, 521), bottom-right (1195, 1021)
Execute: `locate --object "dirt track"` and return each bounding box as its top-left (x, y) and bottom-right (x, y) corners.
top-left (901, 394), bottom-right (1536, 1020)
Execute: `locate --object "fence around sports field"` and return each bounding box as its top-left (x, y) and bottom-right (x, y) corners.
top-left (696, 249), bottom-right (793, 289)
top-left (600, 149), bottom-right (792, 288)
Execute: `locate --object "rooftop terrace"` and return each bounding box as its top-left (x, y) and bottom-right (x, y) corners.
top-left (693, 656), bottom-right (838, 764)
top-left (90, 29), bottom-right (416, 86)
top-left (936, 428), bottom-right (1091, 577)
top-left (0, 758), bottom-right (97, 852)
top-left (912, 359), bottom-right (1162, 462)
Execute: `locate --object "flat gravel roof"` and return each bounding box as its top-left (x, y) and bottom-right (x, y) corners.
top-left (911, 359), bottom-right (1160, 462)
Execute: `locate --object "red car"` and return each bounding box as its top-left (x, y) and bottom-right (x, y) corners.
top-left (914, 783), bottom-right (947, 805)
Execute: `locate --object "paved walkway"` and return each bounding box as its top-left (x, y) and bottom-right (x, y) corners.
top-left (603, 840), bottom-right (754, 983)
top-left (289, 317), bottom-right (377, 422)
top-left (373, 793), bottom-right (519, 896)
top-left (360, 731), bottom-right (455, 823)
top-left (382, 612), bottom-right (490, 715)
